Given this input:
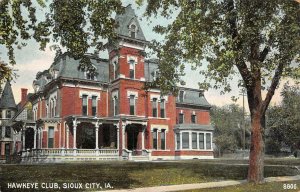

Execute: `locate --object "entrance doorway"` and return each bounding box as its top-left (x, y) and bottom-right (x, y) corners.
top-left (126, 124), bottom-right (139, 150)
top-left (5, 143), bottom-right (10, 162)
top-left (25, 128), bottom-right (34, 149)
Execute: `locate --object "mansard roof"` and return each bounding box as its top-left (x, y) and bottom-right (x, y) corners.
top-left (53, 54), bottom-right (109, 82)
top-left (115, 4), bottom-right (146, 41)
top-left (0, 81), bottom-right (16, 109)
top-left (176, 87), bottom-right (211, 109)
top-left (33, 54), bottom-right (109, 92)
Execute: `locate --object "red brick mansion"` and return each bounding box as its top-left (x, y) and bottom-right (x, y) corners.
top-left (0, 5), bottom-right (214, 162)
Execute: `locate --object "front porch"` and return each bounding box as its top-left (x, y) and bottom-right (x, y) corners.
top-left (20, 116), bottom-right (152, 162)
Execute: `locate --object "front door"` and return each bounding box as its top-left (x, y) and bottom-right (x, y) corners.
top-left (5, 143), bottom-right (10, 162)
top-left (126, 125), bottom-right (139, 151)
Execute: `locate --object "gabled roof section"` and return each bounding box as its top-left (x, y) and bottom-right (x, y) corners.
top-left (0, 81), bottom-right (16, 109)
top-left (115, 4), bottom-right (146, 41)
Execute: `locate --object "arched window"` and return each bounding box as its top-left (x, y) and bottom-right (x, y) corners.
top-left (129, 24), bottom-right (137, 38)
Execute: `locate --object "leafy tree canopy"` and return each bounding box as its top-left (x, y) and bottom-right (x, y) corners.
top-left (0, 0), bottom-right (124, 84)
top-left (138, 0), bottom-right (299, 183)
top-left (140, 0), bottom-right (299, 97)
top-left (211, 104), bottom-right (250, 155)
top-left (266, 83), bottom-right (300, 153)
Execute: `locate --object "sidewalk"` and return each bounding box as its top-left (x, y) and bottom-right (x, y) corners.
top-left (105, 175), bottom-right (300, 192)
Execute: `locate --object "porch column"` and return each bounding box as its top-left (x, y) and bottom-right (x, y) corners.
top-left (72, 119), bottom-right (77, 153)
top-left (39, 127), bottom-right (42, 149)
top-left (34, 127), bottom-right (37, 149)
top-left (142, 125), bottom-right (146, 149)
top-left (122, 122), bottom-right (126, 149)
top-left (116, 124), bottom-right (119, 150)
top-left (73, 119), bottom-right (77, 149)
top-left (22, 129), bottom-right (25, 150)
top-left (95, 121), bottom-right (99, 150)
top-left (66, 125), bottom-right (69, 149)
top-left (180, 132), bottom-right (183, 150)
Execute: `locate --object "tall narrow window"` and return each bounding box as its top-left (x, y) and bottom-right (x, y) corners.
top-left (160, 99), bottom-right (165, 118)
top-left (199, 133), bottom-right (204, 149)
top-left (51, 99), bottom-right (55, 117)
top-left (152, 129), bottom-right (158, 149)
top-left (152, 98), bottom-right (157, 117)
top-left (113, 96), bottom-right (119, 116)
top-left (191, 114), bottom-right (196, 123)
top-left (129, 95), bottom-right (135, 115)
top-left (53, 99), bottom-right (56, 117)
top-left (0, 126), bottom-right (2, 138)
top-left (5, 127), bottom-right (11, 138)
top-left (176, 133), bottom-right (180, 150)
top-left (130, 24), bottom-right (136, 38)
top-left (82, 95), bottom-right (88, 116)
top-left (92, 96), bottom-right (97, 116)
top-left (129, 59), bottom-right (135, 79)
top-left (182, 132), bottom-right (189, 149)
top-left (192, 132), bottom-right (197, 149)
top-left (179, 90), bottom-right (184, 102)
top-left (179, 113), bottom-right (184, 124)
top-left (6, 110), bottom-right (11, 119)
top-left (48, 127), bottom-right (54, 148)
top-left (206, 133), bottom-right (212, 150)
top-left (114, 61), bottom-right (119, 79)
top-left (161, 130), bottom-right (166, 150)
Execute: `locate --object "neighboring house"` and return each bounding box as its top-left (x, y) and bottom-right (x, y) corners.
top-left (7, 5), bottom-right (214, 162)
top-left (0, 82), bottom-right (18, 162)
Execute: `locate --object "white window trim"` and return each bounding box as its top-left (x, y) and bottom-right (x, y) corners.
top-left (160, 98), bottom-right (166, 118)
top-left (82, 94), bottom-right (88, 116)
top-left (112, 90), bottom-right (119, 116)
top-left (127, 55), bottom-right (137, 79)
top-left (152, 98), bottom-right (158, 117)
top-left (91, 95), bottom-right (98, 116)
top-left (160, 129), bottom-right (167, 150)
top-left (111, 56), bottom-right (119, 80)
top-left (178, 90), bottom-right (186, 102)
top-left (152, 129), bottom-right (158, 150)
top-left (129, 22), bottom-right (138, 38)
top-left (79, 90), bottom-right (100, 99)
top-left (176, 131), bottom-right (213, 151)
top-left (179, 112), bottom-right (184, 124)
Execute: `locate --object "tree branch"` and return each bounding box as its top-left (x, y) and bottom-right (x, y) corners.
top-left (226, 0), bottom-right (253, 89)
top-left (262, 63), bottom-right (285, 113)
top-left (259, 47), bottom-right (269, 62)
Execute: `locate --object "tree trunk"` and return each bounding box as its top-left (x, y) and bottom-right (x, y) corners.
top-left (248, 110), bottom-right (265, 183)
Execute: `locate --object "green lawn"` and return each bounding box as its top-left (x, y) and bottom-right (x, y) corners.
top-left (181, 180), bottom-right (300, 192)
top-left (0, 159), bottom-right (299, 191)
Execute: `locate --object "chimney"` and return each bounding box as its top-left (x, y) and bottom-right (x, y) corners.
top-left (21, 88), bottom-right (28, 106)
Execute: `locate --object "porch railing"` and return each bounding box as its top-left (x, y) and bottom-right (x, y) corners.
top-left (22, 148), bottom-right (119, 158)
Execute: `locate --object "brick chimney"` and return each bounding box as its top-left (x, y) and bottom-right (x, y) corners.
top-left (21, 88), bottom-right (28, 106)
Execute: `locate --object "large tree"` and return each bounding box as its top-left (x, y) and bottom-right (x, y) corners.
top-left (139, 0), bottom-right (300, 183)
top-left (0, 0), bottom-right (124, 87)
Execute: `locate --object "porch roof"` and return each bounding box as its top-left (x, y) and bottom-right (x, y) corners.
top-left (174, 124), bottom-right (214, 131)
top-left (64, 115), bottom-right (120, 124)
top-left (11, 120), bottom-right (36, 132)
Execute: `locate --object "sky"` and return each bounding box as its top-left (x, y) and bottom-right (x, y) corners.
top-left (0, 1), bottom-right (288, 113)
